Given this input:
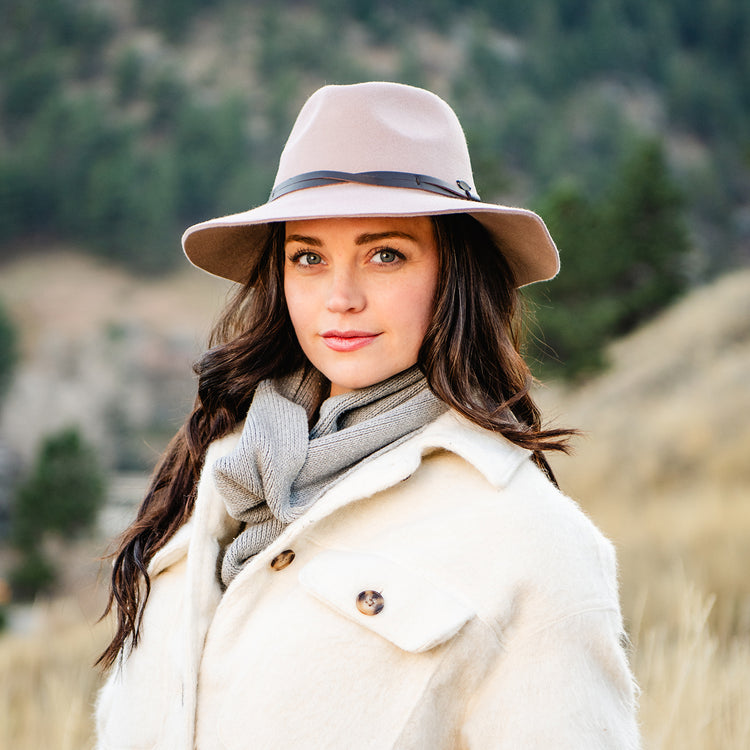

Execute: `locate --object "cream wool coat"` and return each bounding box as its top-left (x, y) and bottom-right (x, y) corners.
top-left (96, 410), bottom-right (640, 750)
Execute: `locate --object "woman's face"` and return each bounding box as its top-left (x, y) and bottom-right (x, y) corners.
top-left (284, 216), bottom-right (439, 397)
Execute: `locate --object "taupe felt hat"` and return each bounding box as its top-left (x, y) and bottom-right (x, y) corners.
top-left (182, 81), bottom-right (559, 287)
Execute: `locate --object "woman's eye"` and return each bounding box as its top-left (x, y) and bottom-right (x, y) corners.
top-left (295, 251), bottom-right (322, 266)
top-left (373, 249), bottom-right (401, 264)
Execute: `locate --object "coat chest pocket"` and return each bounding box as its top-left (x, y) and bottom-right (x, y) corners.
top-left (298, 550), bottom-right (474, 653)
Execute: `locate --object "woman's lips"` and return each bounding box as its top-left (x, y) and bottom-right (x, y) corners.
top-left (321, 330), bottom-right (381, 352)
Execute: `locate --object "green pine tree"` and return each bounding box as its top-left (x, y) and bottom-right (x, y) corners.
top-left (526, 182), bottom-right (620, 377)
top-left (12, 427), bottom-right (106, 548)
top-left (603, 139), bottom-right (691, 334)
top-left (527, 140), bottom-right (691, 380)
top-left (10, 426), bottom-right (106, 600)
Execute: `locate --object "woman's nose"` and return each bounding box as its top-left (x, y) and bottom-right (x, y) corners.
top-left (326, 269), bottom-right (366, 313)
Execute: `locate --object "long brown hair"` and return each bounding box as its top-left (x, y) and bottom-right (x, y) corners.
top-left (98, 214), bottom-right (573, 669)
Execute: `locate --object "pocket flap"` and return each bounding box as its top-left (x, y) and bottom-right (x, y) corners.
top-left (299, 550), bottom-right (474, 653)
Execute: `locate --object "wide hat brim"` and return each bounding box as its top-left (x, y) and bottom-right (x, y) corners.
top-left (182, 182), bottom-right (559, 288)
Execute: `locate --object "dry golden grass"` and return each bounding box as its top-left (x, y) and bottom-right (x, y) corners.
top-left (0, 599), bottom-right (110, 750)
top-left (632, 580), bottom-right (750, 749)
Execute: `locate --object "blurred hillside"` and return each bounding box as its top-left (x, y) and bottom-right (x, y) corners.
top-left (540, 268), bottom-right (750, 636)
top-left (0, 250), bottom-right (230, 468)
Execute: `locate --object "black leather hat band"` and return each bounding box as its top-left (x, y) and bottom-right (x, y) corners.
top-left (269, 170), bottom-right (481, 202)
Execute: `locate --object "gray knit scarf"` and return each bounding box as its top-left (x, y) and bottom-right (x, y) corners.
top-left (214, 366), bottom-right (447, 587)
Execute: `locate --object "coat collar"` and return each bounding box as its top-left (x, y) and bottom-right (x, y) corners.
top-left (411, 409), bottom-right (531, 487)
top-left (309, 411), bottom-right (530, 517)
top-left (289, 410), bottom-right (530, 530)
top-left (229, 410), bottom-right (532, 591)
top-left (149, 410), bottom-right (530, 574)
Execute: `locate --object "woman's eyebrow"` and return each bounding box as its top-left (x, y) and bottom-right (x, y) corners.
top-left (285, 234), bottom-right (322, 246)
top-left (285, 230), bottom-right (418, 246)
top-left (356, 231), bottom-right (417, 245)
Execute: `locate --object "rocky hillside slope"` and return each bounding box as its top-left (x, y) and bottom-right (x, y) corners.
top-left (0, 249), bottom-right (231, 468)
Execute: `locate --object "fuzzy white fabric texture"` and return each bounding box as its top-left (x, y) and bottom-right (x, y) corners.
top-left (95, 411), bottom-right (641, 750)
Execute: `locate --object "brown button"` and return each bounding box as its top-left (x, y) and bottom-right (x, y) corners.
top-left (270, 549), bottom-right (295, 571)
top-left (356, 590), bottom-right (385, 616)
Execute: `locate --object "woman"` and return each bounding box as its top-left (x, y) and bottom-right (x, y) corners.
top-left (96, 82), bottom-right (640, 749)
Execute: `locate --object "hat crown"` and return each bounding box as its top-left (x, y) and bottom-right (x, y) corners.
top-left (183, 81), bottom-right (559, 288)
top-left (274, 82), bottom-right (476, 188)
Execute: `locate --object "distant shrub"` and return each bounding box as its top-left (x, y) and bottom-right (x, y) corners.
top-left (524, 183), bottom-right (617, 377)
top-left (172, 95), bottom-right (250, 221)
top-left (8, 548), bottom-right (56, 600)
top-left (12, 427), bottom-right (106, 546)
top-left (0, 299), bottom-right (18, 403)
top-left (9, 426), bottom-right (106, 600)
top-left (1, 56), bottom-right (61, 124)
top-left (113, 48), bottom-right (145, 104)
top-left (3, 0), bottom-right (111, 53)
top-left (135, 0), bottom-right (212, 41)
top-left (147, 68), bottom-right (189, 131)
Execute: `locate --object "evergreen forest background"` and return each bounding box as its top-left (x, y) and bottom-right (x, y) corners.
top-left (1, 0), bottom-right (749, 377)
